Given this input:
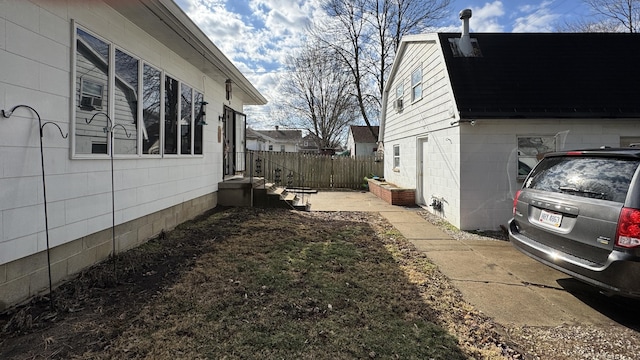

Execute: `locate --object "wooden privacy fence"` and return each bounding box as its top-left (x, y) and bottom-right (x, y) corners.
top-left (247, 151), bottom-right (384, 190)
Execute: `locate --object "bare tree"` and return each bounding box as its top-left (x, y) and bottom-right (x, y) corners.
top-left (558, 18), bottom-right (624, 32)
top-left (561, 0), bottom-right (640, 32)
top-left (585, 0), bottom-right (639, 32)
top-left (313, 0), bottom-right (451, 139)
top-left (279, 43), bottom-right (360, 150)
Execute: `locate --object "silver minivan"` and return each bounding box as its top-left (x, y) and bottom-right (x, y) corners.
top-left (509, 148), bottom-right (640, 298)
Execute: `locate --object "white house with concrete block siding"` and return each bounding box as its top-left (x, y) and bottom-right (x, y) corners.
top-left (378, 11), bottom-right (640, 231)
top-left (0, 0), bottom-right (266, 310)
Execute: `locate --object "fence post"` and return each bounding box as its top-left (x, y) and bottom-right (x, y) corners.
top-left (330, 156), bottom-right (334, 189)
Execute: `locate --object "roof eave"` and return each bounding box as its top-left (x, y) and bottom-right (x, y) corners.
top-left (105, 0), bottom-right (267, 105)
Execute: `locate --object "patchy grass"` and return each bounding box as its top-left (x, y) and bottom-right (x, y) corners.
top-left (0, 208), bottom-right (515, 359)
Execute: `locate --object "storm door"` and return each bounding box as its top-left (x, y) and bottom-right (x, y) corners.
top-left (223, 106), bottom-right (246, 176)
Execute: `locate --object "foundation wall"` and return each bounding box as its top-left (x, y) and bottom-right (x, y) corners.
top-left (0, 192), bottom-right (217, 312)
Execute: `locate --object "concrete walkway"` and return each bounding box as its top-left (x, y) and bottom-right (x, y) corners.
top-left (309, 191), bottom-right (614, 327)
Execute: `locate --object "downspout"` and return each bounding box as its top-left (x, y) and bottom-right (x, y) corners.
top-left (377, 87), bottom-right (389, 160)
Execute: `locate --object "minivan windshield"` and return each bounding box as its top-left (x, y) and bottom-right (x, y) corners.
top-left (524, 156), bottom-right (640, 203)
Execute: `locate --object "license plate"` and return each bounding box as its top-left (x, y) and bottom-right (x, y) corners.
top-left (539, 209), bottom-right (562, 227)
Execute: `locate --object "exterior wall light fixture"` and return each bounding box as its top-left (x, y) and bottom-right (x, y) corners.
top-left (225, 79), bottom-right (232, 101)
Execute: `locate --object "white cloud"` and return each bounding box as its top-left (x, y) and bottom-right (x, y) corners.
top-left (512, 1), bottom-right (561, 32)
top-left (179, 0), bottom-right (325, 127)
top-left (469, 1), bottom-right (505, 32)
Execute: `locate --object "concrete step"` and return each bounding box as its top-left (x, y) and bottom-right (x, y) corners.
top-left (220, 177), bottom-right (312, 210)
top-left (282, 192), bottom-right (297, 202)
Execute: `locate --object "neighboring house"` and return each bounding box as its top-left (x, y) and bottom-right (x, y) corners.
top-left (378, 10), bottom-right (640, 231)
top-left (246, 127), bottom-right (268, 151)
top-left (298, 133), bottom-right (321, 153)
top-left (0, 0), bottom-right (266, 309)
top-left (247, 126), bottom-right (302, 152)
top-left (346, 125), bottom-right (379, 157)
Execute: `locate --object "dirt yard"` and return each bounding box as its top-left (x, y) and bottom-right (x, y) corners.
top-left (1, 207), bottom-right (521, 359)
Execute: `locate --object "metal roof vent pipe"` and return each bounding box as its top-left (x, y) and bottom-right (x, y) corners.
top-left (458, 9), bottom-right (473, 56)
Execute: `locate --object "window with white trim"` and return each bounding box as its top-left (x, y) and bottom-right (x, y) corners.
top-left (411, 67), bottom-right (422, 102)
top-left (114, 48), bottom-right (139, 155)
top-left (142, 64), bottom-right (161, 154)
top-left (517, 136), bottom-right (556, 179)
top-left (73, 25), bottom-right (205, 157)
top-left (75, 28), bottom-right (110, 154)
top-left (393, 145), bottom-right (400, 169)
top-left (181, 83), bottom-right (193, 155)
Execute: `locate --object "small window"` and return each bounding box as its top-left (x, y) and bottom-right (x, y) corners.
top-left (396, 83), bottom-right (404, 101)
top-left (80, 79), bottom-right (104, 110)
top-left (411, 67), bottom-right (422, 102)
top-left (280, 145), bottom-right (286, 152)
top-left (269, 145), bottom-right (273, 151)
top-left (393, 145), bottom-right (400, 169)
top-left (517, 136), bottom-right (556, 179)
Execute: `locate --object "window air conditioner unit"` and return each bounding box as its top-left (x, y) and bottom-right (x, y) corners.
top-left (81, 96), bottom-right (103, 110)
top-left (394, 98), bottom-right (403, 111)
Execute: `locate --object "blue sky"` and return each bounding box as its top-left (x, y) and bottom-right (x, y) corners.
top-left (175, 0), bottom-right (593, 126)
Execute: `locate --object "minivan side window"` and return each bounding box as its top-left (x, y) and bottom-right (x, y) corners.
top-left (525, 157), bottom-right (640, 203)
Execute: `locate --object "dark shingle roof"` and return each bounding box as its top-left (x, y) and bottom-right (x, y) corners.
top-left (438, 33), bottom-right (640, 119)
top-left (350, 125), bottom-right (379, 142)
top-left (251, 128), bottom-right (302, 142)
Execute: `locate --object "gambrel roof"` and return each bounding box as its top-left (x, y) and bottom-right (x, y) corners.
top-left (438, 32), bottom-right (640, 119)
top-left (379, 32), bottom-right (640, 142)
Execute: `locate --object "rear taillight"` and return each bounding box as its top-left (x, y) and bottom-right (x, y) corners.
top-left (616, 207), bottom-right (640, 248)
top-left (513, 190), bottom-right (522, 216)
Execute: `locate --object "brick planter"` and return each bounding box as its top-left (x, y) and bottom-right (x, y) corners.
top-left (367, 179), bottom-right (415, 206)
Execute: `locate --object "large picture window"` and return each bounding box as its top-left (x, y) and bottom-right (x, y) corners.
top-left (142, 64), bottom-right (161, 154)
top-left (73, 25), bottom-right (206, 158)
top-left (164, 76), bottom-right (179, 155)
top-left (114, 49), bottom-right (139, 155)
top-left (75, 28), bottom-right (110, 154)
top-left (194, 91), bottom-right (204, 154)
top-left (181, 84), bottom-right (193, 155)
